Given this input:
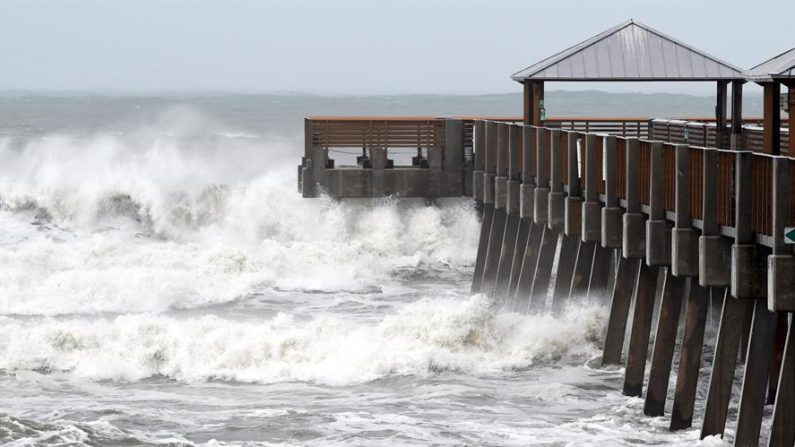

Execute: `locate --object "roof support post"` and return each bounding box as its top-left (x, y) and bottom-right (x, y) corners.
top-left (716, 80), bottom-right (728, 149)
top-left (530, 81), bottom-right (545, 127)
top-left (763, 82), bottom-right (781, 155)
top-left (523, 82), bottom-right (531, 126)
top-left (730, 81), bottom-right (743, 150)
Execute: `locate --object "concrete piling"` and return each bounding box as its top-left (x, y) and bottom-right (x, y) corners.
top-left (701, 291), bottom-right (752, 439)
top-left (602, 138), bottom-right (644, 366)
top-left (472, 121), bottom-right (496, 294)
top-left (481, 123), bottom-right (510, 296)
top-left (527, 128), bottom-right (555, 312)
top-left (460, 120), bottom-right (792, 446)
top-left (623, 262), bottom-right (659, 397)
top-left (643, 270), bottom-right (686, 415)
top-left (512, 126), bottom-right (540, 308)
top-left (735, 299), bottom-right (778, 446)
top-left (495, 124), bottom-right (522, 300)
top-left (670, 280), bottom-right (709, 431)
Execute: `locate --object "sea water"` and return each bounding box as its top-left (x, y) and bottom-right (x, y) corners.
top-left (0, 95), bottom-right (746, 446)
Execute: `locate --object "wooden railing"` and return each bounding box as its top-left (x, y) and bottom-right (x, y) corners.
top-left (650, 118), bottom-right (790, 153)
top-left (476, 120), bottom-right (795, 246)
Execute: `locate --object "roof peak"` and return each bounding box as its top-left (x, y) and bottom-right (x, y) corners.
top-left (511, 19), bottom-right (744, 82)
top-left (745, 47), bottom-right (795, 81)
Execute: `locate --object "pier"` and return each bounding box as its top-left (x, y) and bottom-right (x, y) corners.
top-left (299, 20), bottom-right (795, 446)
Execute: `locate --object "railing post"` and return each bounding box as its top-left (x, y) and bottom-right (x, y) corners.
top-left (548, 130), bottom-right (565, 232)
top-left (623, 138), bottom-right (645, 258)
top-left (731, 152), bottom-right (765, 298)
top-left (601, 135), bottom-right (622, 248)
top-left (442, 119), bottom-right (464, 196)
top-left (646, 142), bottom-right (670, 266)
top-left (768, 156), bottom-right (795, 311)
top-left (534, 127), bottom-right (550, 225)
top-left (671, 145), bottom-right (699, 276)
top-left (581, 133), bottom-right (601, 242)
top-left (699, 148), bottom-right (731, 286)
top-left (472, 121), bottom-right (486, 214)
top-left (565, 132), bottom-right (582, 238)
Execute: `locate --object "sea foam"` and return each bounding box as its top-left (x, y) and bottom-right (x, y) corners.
top-left (0, 296), bottom-right (606, 386)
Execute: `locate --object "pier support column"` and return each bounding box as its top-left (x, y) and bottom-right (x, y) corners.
top-left (548, 130), bottom-right (574, 314)
top-left (472, 121), bottom-right (497, 294)
top-left (700, 291), bottom-right (752, 439)
top-left (735, 299), bottom-right (778, 446)
top-left (623, 262), bottom-right (660, 396)
top-left (645, 144), bottom-right (698, 415)
top-left (670, 280), bottom-right (709, 431)
top-left (495, 125), bottom-right (522, 301)
top-left (643, 270), bottom-right (685, 414)
top-left (528, 128), bottom-right (554, 312)
top-left (621, 142), bottom-right (667, 393)
top-left (481, 124), bottom-right (509, 296)
top-left (507, 217), bottom-right (531, 302)
top-left (512, 126), bottom-right (539, 310)
top-left (580, 134), bottom-right (606, 303)
top-left (602, 138), bottom-right (644, 366)
top-left (768, 314), bottom-right (795, 446)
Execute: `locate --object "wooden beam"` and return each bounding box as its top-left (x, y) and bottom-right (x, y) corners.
top-left (763, 82), bottom-right (781, 155)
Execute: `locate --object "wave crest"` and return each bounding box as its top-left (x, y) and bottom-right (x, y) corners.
top-left (0, 296), bottom-right (606, 386)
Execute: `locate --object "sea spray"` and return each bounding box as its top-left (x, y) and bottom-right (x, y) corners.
top-left (0, 296), bottom-right (606, 385)
top-left (0, 131), bottom-right (479, 315)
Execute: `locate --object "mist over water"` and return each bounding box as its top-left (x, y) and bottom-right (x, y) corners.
top-left (0, 96), bottom-right (733, 446)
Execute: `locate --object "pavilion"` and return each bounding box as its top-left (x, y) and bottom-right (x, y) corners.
top-left (510, 19), bottom-right (745, 149)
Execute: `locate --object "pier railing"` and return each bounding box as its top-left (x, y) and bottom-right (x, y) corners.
top-left (650, 118), bottom-right (789, 153)
top-left (473, 119), bottom-right (795, 248)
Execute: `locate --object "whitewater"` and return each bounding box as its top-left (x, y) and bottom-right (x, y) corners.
top-left (0, 97), bottom-right (734, 446)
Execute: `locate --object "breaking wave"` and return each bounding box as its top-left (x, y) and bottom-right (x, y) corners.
top-left (0, 130), bottom-right (479, 315)
top-left (0, 296), bottom-right (606, 386)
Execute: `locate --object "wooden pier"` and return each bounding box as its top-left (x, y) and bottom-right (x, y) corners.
top-left (299, 19), bottom-right (795, 446)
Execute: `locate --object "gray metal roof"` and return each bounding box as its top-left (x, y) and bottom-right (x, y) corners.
top-left (745, 48), bottom-right (795, 82)
top-left (511, 19), bottom-right (744, 82)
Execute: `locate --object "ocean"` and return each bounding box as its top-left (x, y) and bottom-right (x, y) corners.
top-left (0, 93), bottom-right (748, 446)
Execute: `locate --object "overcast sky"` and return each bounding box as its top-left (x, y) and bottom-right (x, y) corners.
top-left (0, 0), bottom-right (792, 95)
